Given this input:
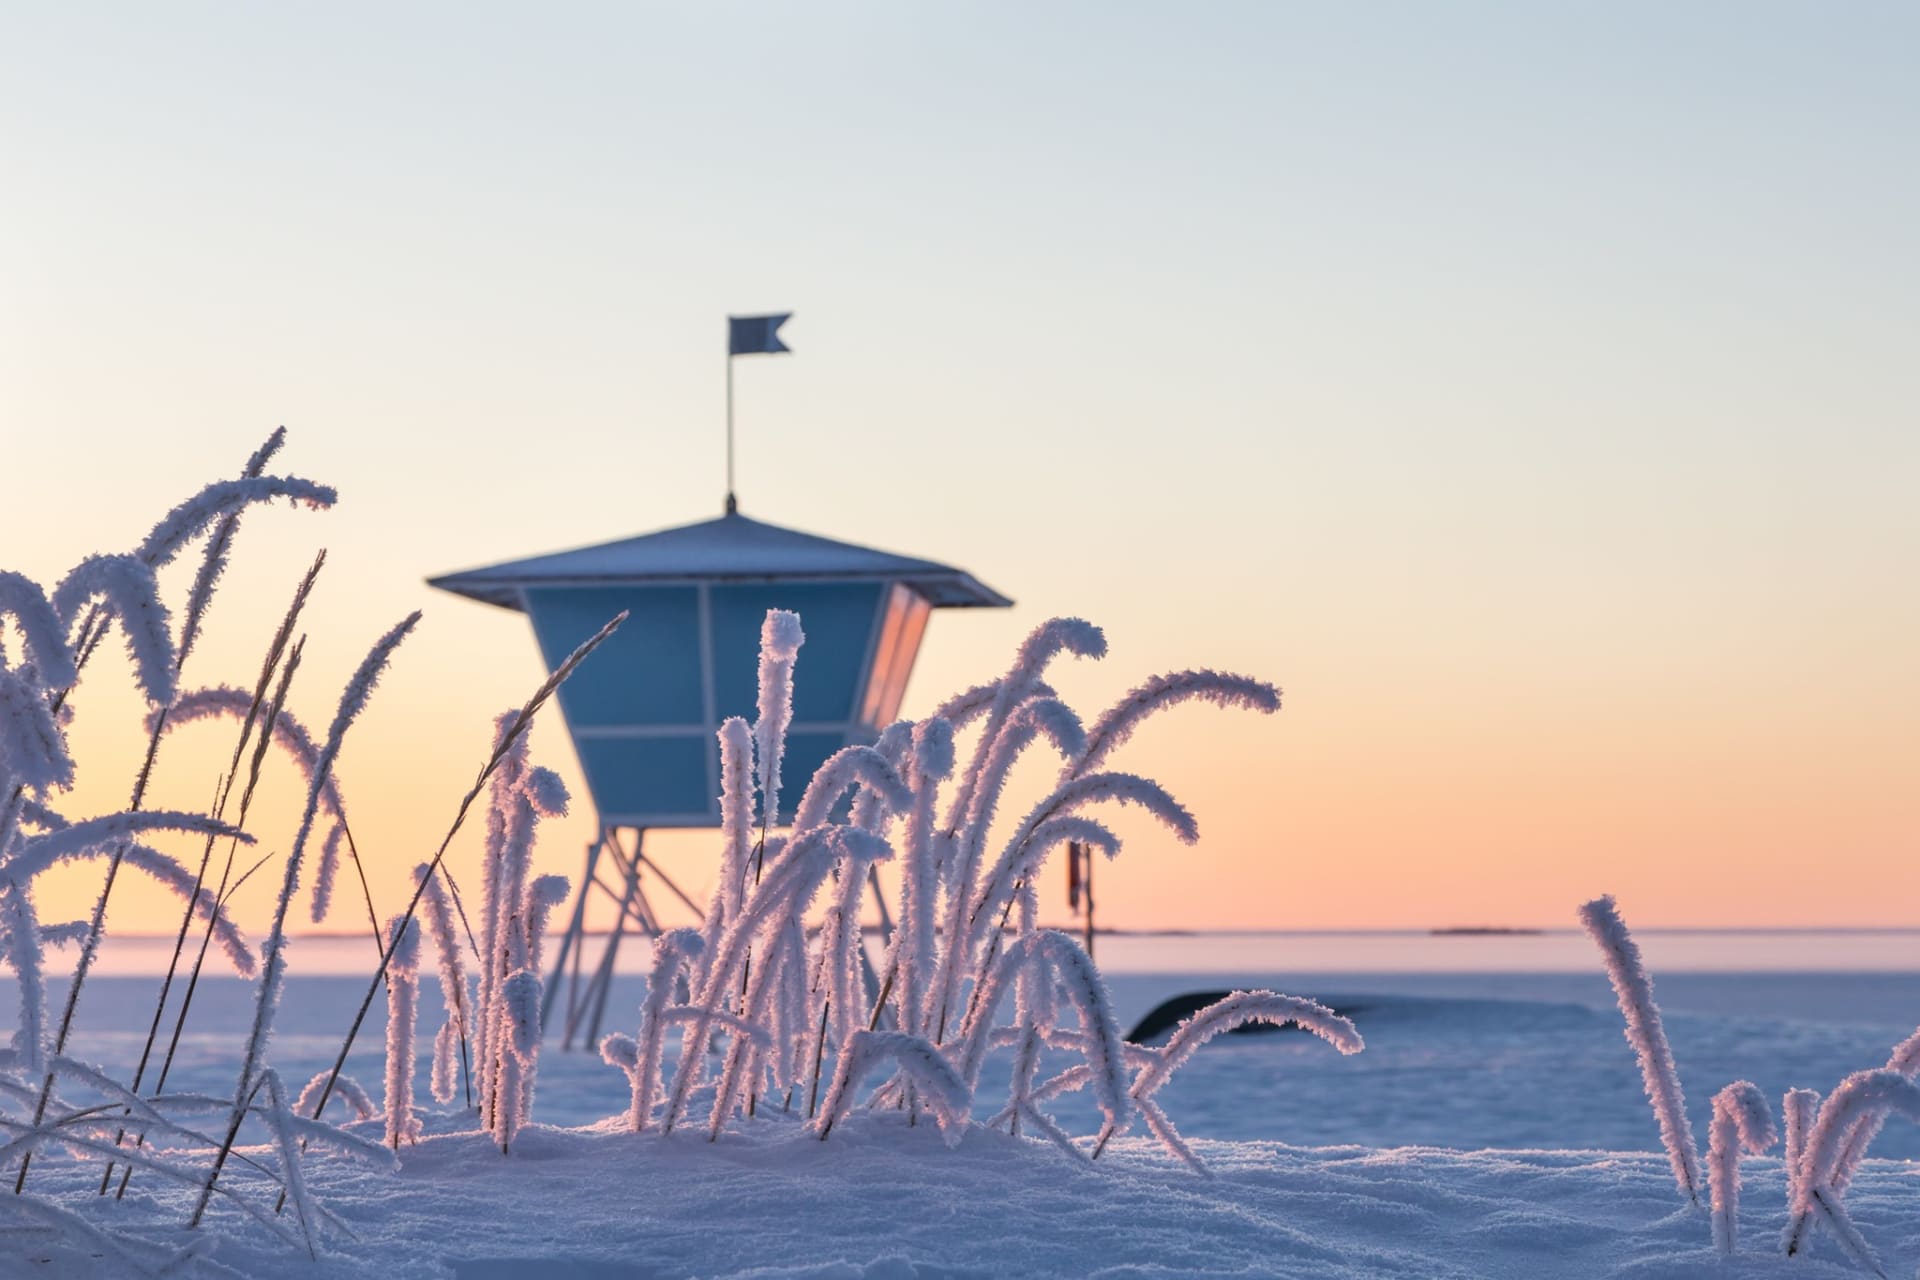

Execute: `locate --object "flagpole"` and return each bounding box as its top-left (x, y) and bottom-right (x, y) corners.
top-left (725, 311), bottom-right (790, 516)
top-left (725, 326), bottom-right (737, 515)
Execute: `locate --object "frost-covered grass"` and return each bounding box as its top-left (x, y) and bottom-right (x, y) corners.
top-left (1, 438), bottom-right (1361, 1274)
top-left (612, 607), bottom-right (1349, 1178)
top-left (1583, 895), bottom-right (1920, 1276)
top-left (0, 436), bottom-right (617, 1271)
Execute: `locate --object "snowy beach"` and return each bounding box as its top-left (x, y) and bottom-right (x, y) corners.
top-left (13, 933), bottom-right (1920, 1277)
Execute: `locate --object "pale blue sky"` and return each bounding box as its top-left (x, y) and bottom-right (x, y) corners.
top-left (3, 4), bottom-right (1915, 928)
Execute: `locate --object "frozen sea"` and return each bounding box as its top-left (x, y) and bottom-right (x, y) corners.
top-left (25, 928), bottom-right (1920, 1155)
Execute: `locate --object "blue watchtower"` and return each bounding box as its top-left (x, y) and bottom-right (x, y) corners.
top-left (428, 507), bottom-right (1010, 1043)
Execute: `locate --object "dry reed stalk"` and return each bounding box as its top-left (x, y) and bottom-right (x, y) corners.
top-left (114, 637), bottom-right (308, 1200)
top-left (194, 609), bottom-right (420, 1228)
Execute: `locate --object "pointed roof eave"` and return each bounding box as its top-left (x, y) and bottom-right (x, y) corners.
top-left (427, 511), bottom-right (1013, 612)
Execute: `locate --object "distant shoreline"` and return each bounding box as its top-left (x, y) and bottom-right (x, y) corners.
top-left (80, 925), bottom-right (1920, 941)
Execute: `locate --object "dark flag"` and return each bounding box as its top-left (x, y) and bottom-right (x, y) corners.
top-left (728, 313), bottom-right (792, 356)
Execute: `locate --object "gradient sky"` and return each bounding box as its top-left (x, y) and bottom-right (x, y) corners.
top-left (3, 3), bottom-right (1916, 938)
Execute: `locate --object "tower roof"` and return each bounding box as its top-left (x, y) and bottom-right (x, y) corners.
top-left (428, 510), bottom-right (1013, 611)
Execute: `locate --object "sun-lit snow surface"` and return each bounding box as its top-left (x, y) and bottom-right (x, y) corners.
top-left (10, 967), bottom-right (1920, 1277)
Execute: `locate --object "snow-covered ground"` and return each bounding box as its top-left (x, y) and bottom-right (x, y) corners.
top-left (10, 952), bottom-right (1920, 1278)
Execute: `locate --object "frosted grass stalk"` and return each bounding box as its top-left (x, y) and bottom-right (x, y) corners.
top-left (1001, 950), bottom-right (1053, 1138)
top-left (1707, 1081), bottom-right (1775, 1254)
top-left (310, 825), bottom-right (345, 924)
top-left (2, 812), bottom-right (251, 1093)
top-left (383, 916), bottom-right (422, 1147)
top-left (134, 474), bottom-right (335, 569)
top-left (610, 928), bottom-right (703, 1131)
top-left (474, 714), bottom-right (525, 1122)
top-left (523, 874), bottom-right (570, 978)
top-left (0, 671), bottom-right (72, 792)
top-left (813, 1030), bottom-right (970, 1145)
top-left (963, 698), bottom-right (1084, 855)
top-left (1831, 1025), bottom-right (1920, 1196)
top-left (1787, 1069), bottom-right (1920, 1273)
top-left (931, 697), bottom-right (1084, 1016)
top-left (494, 970), bottom-right (542, 1152)
top-left (0, 572), bottom-right (78, 688)
top-left (955, 936), bottom-right (1032, 1089)
top-left (779, 920), bottom-right (812, 1092)
top-left (295, 1071), bottom-right (374, 1122)
top-left (1074, 670), bottom-right (1280, 776)
top-left (1799, 1069), bottom-right (1920, 1208)
top-left (967, 815), bottom-right (1118, 947)
top-left (412, 867), bottom-right (468, 1105)
top-left (1782, 1087), bottom-right (1819, 1212)
top-left (513, 874), bottom-right (569, 1124)
top-left (661, 826), bottom-right (849, 1133)
top-left (112, 842), bottom-right (254, 976)
top-left (258, 1068), bottom-right (318, 1259)
top-left (825, 856), bottom-right (871, 1062)
top-left (789, 859), bottom-right (871, 1123)
top-left (940, 771), bottom-right (1193, 1038)
top-left (1578, 894), bottom-right (1701, 1205)
top-left (176, 426), bottom-right (287, 666)
top-left (849, 720), bottom-right (913, 834)
top-left (0, 875), bottom-right (46, 1076)
top-left (478, 763), bottom-right (564, 1126)
top-left (702, 718), bottom-right (754, 970)
top-left (1032, 931), bottom-right (1129, 1142)
top-left (3, 810), bottom-right (249, 882)
top-left (475, 734), bottom-right (542, 1122)
top-left (931, 678), bottom-right (1002, 731)
top-left (789, 745), bottom-right (910, 836)
top-left (709, 921), bottom-right (790, 1134)
top-left (894, 718), bottom-right (954, 1043)
top-left (7, 834), bottom-right (259, 1022)
top-left (753, 610), bottom-right (804, 828)
top-left (1134, 991), bottom-right (1362, 1098)
top-left (942, 618), bottom-right (1105, 842)
top-left (50, 553), bottom-right (177, 704)
top-left (705, 830), bottom-right (893, 1138)
top-left (764, 920), bottom-right (810, 1099)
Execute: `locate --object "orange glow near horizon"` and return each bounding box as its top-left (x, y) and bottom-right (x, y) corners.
top-left (6, 5), bottom-right (1916, 947)
top-left (15, 491), bottom-right (1918, 947)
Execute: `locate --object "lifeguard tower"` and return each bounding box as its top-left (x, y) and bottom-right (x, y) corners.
top-left (428, 507), bottom-right (1011, 1045)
